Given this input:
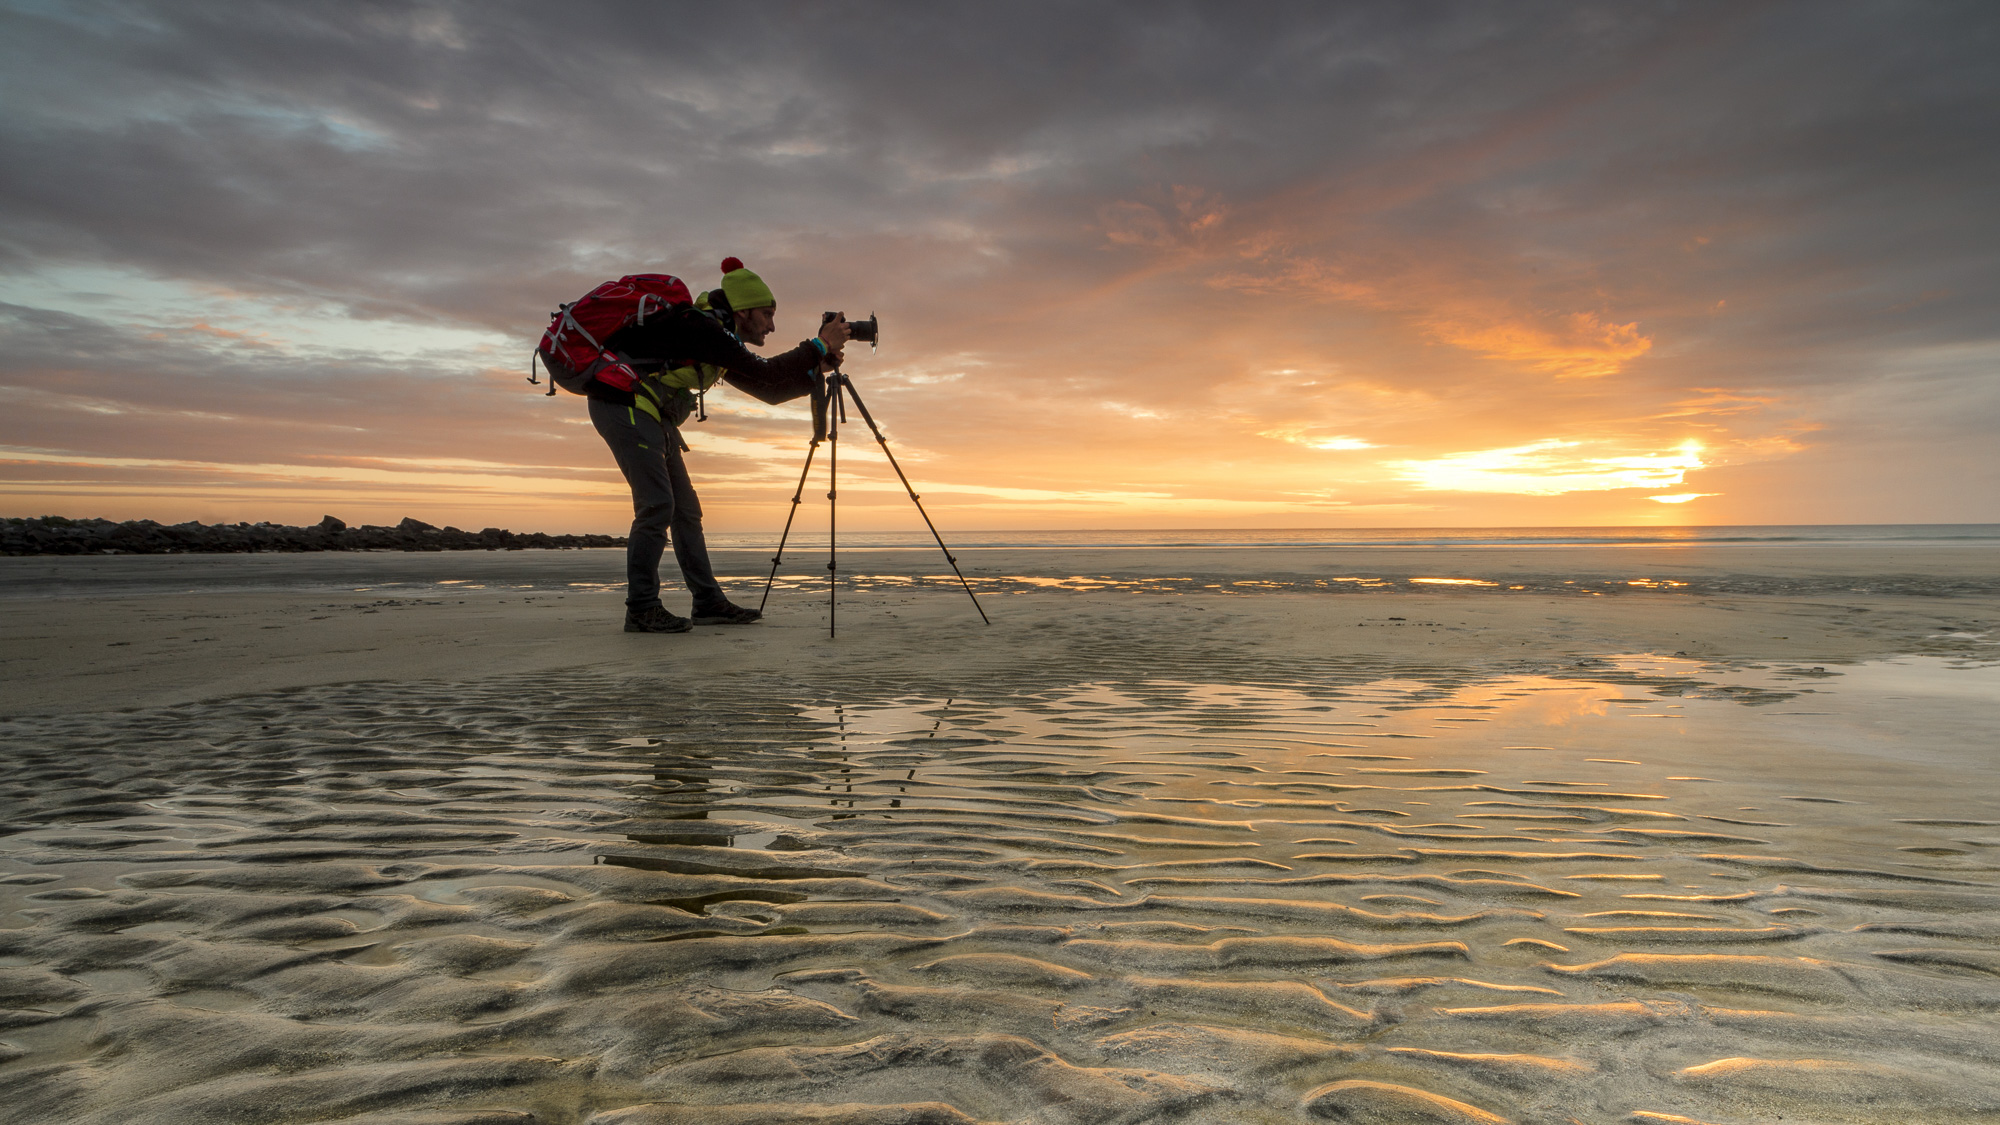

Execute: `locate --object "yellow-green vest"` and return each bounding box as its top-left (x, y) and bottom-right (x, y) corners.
top-left (634, 296), bottom-right (729, 425)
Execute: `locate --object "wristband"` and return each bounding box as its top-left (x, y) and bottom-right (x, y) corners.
top-left (808, 337), bottom-right (828, 357)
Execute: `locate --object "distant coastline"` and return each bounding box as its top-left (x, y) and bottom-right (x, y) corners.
top-left (2, 515), bottom-right (624, 556)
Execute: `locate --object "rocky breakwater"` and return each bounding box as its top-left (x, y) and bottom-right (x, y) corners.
top-left (1, 515), bottom-right (625, 555)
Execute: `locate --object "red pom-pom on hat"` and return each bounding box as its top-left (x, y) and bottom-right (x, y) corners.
top-left (717, 258), bottom-right (774, 310)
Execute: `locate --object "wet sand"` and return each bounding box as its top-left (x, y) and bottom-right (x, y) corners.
top-left (2, 543), bottom-right (1995, 717)
top-left (1, 545), bottom-right (1997, 1124)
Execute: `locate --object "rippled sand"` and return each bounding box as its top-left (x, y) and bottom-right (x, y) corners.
top-left (3, 642), bottom-right (1997, 1124)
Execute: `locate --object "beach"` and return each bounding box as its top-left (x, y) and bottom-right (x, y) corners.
top-left (4, 539), bottom-right (1995, 716)
top-left (2, 539), bottom-right (1997, 1124)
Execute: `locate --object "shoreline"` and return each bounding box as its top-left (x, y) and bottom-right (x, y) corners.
top-left (3, 544), bottom-right (1994, 719)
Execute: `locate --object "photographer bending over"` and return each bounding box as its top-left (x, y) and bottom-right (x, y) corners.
top-left (589, 259), bottom-right (848, 633)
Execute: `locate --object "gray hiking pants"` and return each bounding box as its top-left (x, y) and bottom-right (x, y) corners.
top-left (588, 398), bottom-right (724, 613)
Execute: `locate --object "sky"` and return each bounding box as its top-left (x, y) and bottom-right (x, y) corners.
top-left (2, 0), bottom-right (1996, 533)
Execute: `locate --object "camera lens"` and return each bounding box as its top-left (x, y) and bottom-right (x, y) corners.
top-left (822, 311), bottom-right (880, 345)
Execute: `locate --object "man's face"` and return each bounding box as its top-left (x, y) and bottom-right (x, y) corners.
top-left (735, 306), bottom-right (776, 346)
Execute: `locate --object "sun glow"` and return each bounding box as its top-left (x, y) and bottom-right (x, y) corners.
top-left (1388, 439), bottom-right (1707, 496)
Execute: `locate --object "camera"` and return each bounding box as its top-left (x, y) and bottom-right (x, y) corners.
top-left (824, 311), bottom-right (879, 345)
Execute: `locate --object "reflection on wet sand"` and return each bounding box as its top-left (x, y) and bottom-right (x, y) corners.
top-left (747, 569), bottom-right (2000, 602)
top-left (1, 661), bottom-right (1997, 1124)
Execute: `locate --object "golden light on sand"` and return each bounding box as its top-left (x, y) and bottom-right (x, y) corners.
top-left (1388, 439), bottom-right (1707, 497)
top-left (1409, 577), bottom-right (1500, 586)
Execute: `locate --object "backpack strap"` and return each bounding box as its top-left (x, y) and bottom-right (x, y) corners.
top-left (557, 304), bottom-right (605, 353)
top-left (636, 292), bottom-right (674, 324)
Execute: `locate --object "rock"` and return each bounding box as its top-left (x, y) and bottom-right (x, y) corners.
top-left (0, 515), bottom-right (624, 555)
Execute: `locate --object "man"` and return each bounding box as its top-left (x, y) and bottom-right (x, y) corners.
top-left (586, 258), bottom-right (848, 633)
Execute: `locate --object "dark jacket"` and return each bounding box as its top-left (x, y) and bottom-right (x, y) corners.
top-left (589, 307), bottom-right (821, 406)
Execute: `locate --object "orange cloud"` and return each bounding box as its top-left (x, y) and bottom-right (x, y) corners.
top-left (1414, 310), bottom-right (1652, 379)
top-left (1209, 253), bottom-right (1652, 379)
top-left (1099, 186), bottom-right (1230, 250)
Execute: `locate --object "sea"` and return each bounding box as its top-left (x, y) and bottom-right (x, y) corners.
top-left (4, 524), bottom-right (1996, 600)
top-left (704, 523), bottom-right (2000, 550)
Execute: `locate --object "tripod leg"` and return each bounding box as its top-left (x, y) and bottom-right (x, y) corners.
top-left (826, 388), bottom-right (839, 639)
top-left (837, 377), bottom-right (990, 626)
top-left (759, 438), bottom-right (820, 614)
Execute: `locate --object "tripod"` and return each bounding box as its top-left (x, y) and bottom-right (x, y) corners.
top-left (757, 366), bottom-right (990, 638)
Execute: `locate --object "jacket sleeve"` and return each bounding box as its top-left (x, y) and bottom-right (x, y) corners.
top-left (604, 308), bottom-right (824, 405)
top-left (720, 356), bottom-right (818, 405)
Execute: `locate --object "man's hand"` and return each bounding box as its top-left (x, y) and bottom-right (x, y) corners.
top-left (818, 314), bottom-right (850, 365)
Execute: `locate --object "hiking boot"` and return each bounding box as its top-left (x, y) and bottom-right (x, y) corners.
top-left (624, 605), bottom-right (692, 633)
top-left (692, 601), bottom-right (762, 625)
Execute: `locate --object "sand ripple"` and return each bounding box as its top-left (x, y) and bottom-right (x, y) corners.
top-left (1, 668), bottom-right (1996, 1123)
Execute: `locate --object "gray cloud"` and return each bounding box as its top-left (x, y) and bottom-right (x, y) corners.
top-left (5, 3), bottom-right (1990, 318)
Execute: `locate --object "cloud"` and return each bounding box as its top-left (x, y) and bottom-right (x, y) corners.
top-left (1212, 254), bottom-right (1657, 378)
top-left (0, 2), bottom-right (1995, 528)
top-left (1416, 310), bottom-right (1652, 379)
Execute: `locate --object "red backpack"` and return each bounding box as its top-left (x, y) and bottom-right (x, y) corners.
top-left (530, 273), bottom-right (692, 396)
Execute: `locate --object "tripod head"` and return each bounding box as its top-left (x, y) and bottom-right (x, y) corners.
top-left (808, 370), bottom-right (855, 444)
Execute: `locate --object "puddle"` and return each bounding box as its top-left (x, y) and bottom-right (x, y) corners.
top-left (0, 660), bottom-right (1995, 1122)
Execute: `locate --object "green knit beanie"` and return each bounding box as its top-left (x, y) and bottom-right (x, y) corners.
top-left (718, 257), bottom-right (775, 311)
